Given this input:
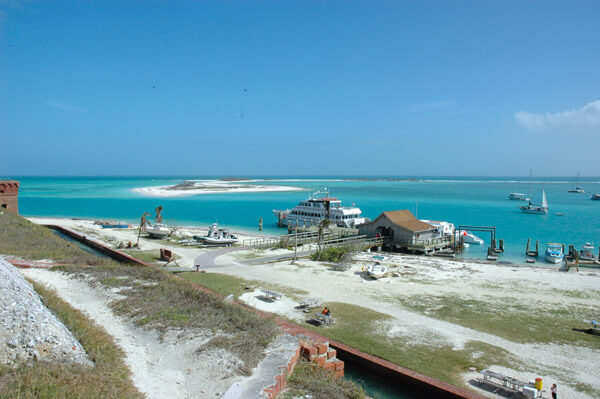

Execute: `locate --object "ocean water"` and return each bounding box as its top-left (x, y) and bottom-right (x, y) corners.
top-left (10, 176), bottom-right (600, 264)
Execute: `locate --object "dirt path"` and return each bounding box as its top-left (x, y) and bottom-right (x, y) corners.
top-left (20, 268), bottom-right (242, 399)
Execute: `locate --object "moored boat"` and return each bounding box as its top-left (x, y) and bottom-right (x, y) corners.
top-left (520, 190), bottom-right (548, 214)
top-left (544, 243), bottom-right (564, 264)
top-left (591, 194), bottom-right (600, 201)
top-left (580, 243), bottom-right (597, 262)
top-left (456, 230), bottom-right (484, 245)
top-left (273, 188), bottom-right (368, 228)
top-left (508, 193), bottom-right (529, 201)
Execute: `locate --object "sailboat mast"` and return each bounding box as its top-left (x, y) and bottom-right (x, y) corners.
top-left (528, 169), bottom-right (532, 205)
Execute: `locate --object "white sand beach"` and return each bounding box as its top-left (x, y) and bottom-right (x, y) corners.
top-left (132, 180), bottom-right (304, 197)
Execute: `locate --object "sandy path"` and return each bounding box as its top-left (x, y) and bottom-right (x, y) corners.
top-left (20, 268), bottom-right (241, 399)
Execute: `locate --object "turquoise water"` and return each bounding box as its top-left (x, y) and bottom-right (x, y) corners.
top-left (9, 176), bottom-right (600, 264)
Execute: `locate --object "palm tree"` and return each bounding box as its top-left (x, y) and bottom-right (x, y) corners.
top-left (137, 212), bottom-right (151, 247)
top-left (155, 206), bottom-right (163, 224)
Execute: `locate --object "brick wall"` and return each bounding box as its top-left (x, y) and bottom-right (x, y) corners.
top-left (0, 180), bottom-right (19, 214)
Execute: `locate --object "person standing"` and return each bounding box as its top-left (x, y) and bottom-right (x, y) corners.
top-left (551, 383), bottom-right (557, 399)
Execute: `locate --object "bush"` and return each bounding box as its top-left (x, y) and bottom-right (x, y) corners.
top-left (311, 246), bottom-right (355, 263)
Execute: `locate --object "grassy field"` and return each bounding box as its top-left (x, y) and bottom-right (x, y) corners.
top-left (396, 293), bottom-right (600, 348)
top-left (0, 210), bottom-right (116, 266)
top-left (298, 302), bottom-right (518, 387)
top-left (179, 271), bottom-right (309, 300)
top-left (0, 282), bottom-right (141, 399)
top-left (282, 360), bottom-right (365, 399)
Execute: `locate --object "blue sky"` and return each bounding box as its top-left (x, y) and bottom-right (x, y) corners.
top-left (1, 1), bottom-right (599, 176)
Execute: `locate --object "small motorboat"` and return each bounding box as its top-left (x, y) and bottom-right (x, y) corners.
top-left (366, 263), bottom-right (387, 279)
top-left (544, 243), bottom-right (564, 264)
top-left (580, 243), bottom-right (597, 262)
top-left (456, 231), bottom-right (484, 245)
top-left (555, 213), bottom-right (565, 216)
top-left (568, 187), bottom-right (585, 193)
top-left (591, 194), bottom-right (600, 201)
top-left (198, 223), bottom-right (238, 246)
top-left (144, 223), bottom-right (171, 238)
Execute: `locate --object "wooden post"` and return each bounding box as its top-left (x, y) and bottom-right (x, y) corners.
top-left (259, 217), bottom-right (263, 231)
top-left (526, 238), bottom-right (530, 256)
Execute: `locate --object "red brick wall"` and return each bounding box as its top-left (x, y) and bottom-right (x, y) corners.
top-left (0, 180), bottom-right (19, 214)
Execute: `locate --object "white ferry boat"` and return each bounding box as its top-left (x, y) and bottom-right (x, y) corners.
top-left (273, 189), bottom-right (368, 228)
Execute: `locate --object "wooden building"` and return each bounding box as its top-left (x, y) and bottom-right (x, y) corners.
top-left (358, 210), bottom-right (440, 251)
top-left (0, 180), bottom-right (20, 214)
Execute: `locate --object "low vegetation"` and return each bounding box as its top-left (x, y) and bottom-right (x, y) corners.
top-left (396, 293), bottom-right (600, 348)
top-left (58, 264), bottom-right (279, 375)
top-left (282, 360), bottom-right (366, 399)
top-left (179, 271), bottom-right (309, 300)
top-left (0, 210), bottom-right (116, 266)
top-left (311, 246), bottom-right (356, 263)
top-left (301, 302), bottom-right (519, 387)
top-left (0, 282), bottom-right (141, 399)
top-left (0, 211), bottom-right (279, 376)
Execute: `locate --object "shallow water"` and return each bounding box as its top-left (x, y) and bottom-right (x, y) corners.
top-left (11, 176), bottom-right (600, 264)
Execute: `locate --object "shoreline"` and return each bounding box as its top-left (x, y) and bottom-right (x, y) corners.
top-left (131, 180), bottom-right (304, 197)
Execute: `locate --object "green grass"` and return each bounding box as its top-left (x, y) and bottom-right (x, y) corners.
top-left (281, 360), bottom-right (366, 399)
top-left (179, 271), bottom-right (309, 300)
top-left (396, 293), bottom-right (600, 348)
top-left (298, 302), bottom-right (519, 388)
top-left (0, 282), bottom-right (141, 399)
top-left (120, 249), bottom-right (163, 265)
top-left (0, 210), bottom-right (116, 267)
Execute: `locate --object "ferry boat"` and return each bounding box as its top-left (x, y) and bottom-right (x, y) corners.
top-left (508, 193), bottom-right (529, 201)
top-left (544, 243), bottom-right (564, 264)
top-left (273, 189), bottom-right (368, 228)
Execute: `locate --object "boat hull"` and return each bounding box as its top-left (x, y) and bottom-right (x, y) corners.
top-left (545, 255), bottom-right (564, 264)
top-left (520, 207), bottom-right (548, 214)
top-left (366, 265), bottom-right (387, 278)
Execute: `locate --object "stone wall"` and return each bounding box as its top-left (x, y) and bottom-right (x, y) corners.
top-left (0, 180), bottom-right (19, 214)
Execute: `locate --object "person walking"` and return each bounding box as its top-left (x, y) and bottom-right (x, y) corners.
top-left (551, 383), bottom-right (557, 399)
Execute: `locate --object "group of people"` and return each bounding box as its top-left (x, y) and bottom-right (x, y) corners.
top-left (321, 306), bottom-right (331, 316)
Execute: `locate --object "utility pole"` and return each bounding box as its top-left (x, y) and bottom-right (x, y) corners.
top-left (292, 220), bottom-right (298, 264)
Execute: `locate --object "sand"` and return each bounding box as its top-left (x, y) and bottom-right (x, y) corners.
top-left (132, 180), bottom-right (303, 197)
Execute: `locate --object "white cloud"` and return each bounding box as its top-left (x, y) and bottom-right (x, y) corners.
top-left (515, 100), bottom-right (600, 131)
top-left (45, 100), bottom-right (87, 113)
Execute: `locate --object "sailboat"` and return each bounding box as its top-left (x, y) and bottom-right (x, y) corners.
top-left (568, 171), bottom-right (585, 193)
top-left (520, 170), bottom-right (548, 214)
top-left (520, 190), bottom-right (548, 214)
